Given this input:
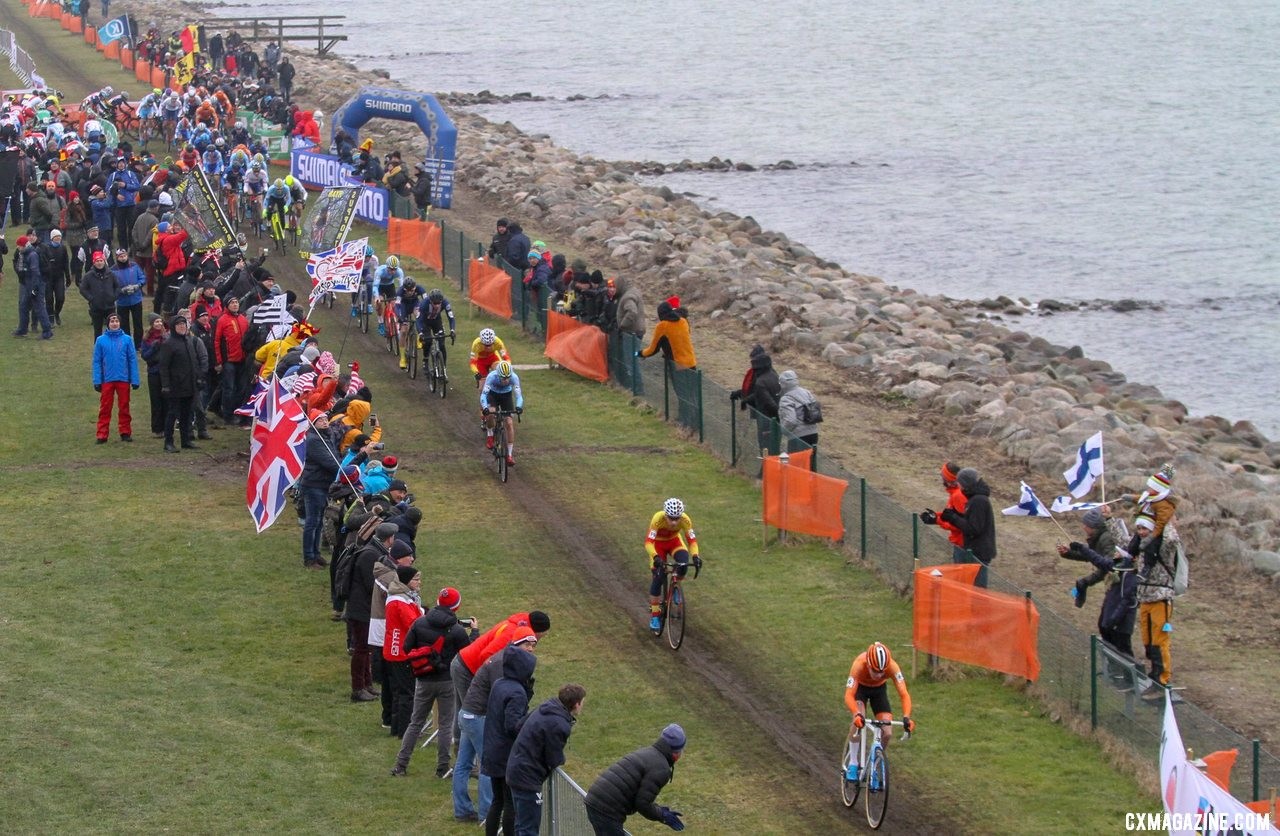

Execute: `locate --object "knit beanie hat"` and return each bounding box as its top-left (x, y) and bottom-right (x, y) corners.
top-left (1081, 508), bottom-right (1104, 529)
top-left (301, 345), bottom-right (320, 363)
top-left (660, 724), bottom-right (686, 752)
top-left (941, 461), bottom-right (960, 483)
top-left (389, 540), bottom-right (414, 559)
top-left (956, 468), bottom-right (980, 491)
top-left (437, 587), bottom-right (461, 611)
top-left (1140, 463), bottom-right (1175, 503)
top-left (1134, 513), bottom-right (1157, 532)
top-left (396, 565), bottom-right (419, 584)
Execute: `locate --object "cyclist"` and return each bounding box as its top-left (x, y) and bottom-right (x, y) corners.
top-left (373, 255), bottom-right (404, 331)
top-left (353, 245), bottom-right (378, 318)
top-left (137, 88), bottom-right (162, 146)
top-left (264, 179), bottom-right (292, 241)
top-left (394, 278), bottom-right (424, 370)
top-left (284, 175), bottom-right (306, 230)
top-left (843, 642), bottom-right (914, 780)
top-left (480, 360), bottom-right (523, 466)
top-left (201, 146), bottom-right (224, 189)
top-left (417, 288), bottom-right (457, 364)
top-left (242, 160), bottom-right (268, 228)
top-left (644, 498), bottom-right (701, 630)
top-left (469, 328), bottom-right (510, 382)
top-left (159, 91), bottom-right (183, 145)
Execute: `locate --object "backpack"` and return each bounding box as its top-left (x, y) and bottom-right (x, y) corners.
top-left (13, 248), bottom-right (28, 282)
top-left (241, 319), bottom-right (271, 356)
top-left (799, 397), bottom-right (824, 425)
top-left (153, 244), bottom-right (168, 273)
top-left (332, 515), bottom-right (381, 600)
top-left (406, 633), bottom-right (446, 677)
top-left (1167, 542), bottom-right (1189, 597)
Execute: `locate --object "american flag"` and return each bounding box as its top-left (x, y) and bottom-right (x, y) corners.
top-left (246, 379), bottom-right (308, 533)
top-left (306, 237), bottom-right (367, 295)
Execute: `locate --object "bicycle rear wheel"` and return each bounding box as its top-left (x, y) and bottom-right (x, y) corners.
top-left (666, 581), bottom-right (686, 650)
top-left (406, 329), bottom-right (418, 379)
top-left (388, 321), bottom-right (400, 358)
top-left (360, 293), bottom-right (370, 334)
top-left (840, 743), bottom-right (861, 808)
top-left (865, 746), bottom-right (889, 829)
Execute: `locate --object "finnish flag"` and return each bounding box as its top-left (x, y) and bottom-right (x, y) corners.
top-left (1063, 431), bottom-right (1104, 498)
top-left (1003, 482), bottom-right (1052, 517)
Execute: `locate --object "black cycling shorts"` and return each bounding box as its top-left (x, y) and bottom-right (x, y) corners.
top-left (853, 683), bottom-right (892, 717)
top-left (486, 390), bottom-right (514, 413)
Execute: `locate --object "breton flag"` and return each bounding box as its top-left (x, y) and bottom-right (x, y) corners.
top-left (97, 15), bottom-right (133, 47)
top-left (1063, 431), bottom-right (1104, 498)
top-left (1002, 482), bottom-right (1053, 517)
top-left (1050, 495), bottom-right (1105, 514)
top-left (307, 237), bottom-right (367, 300)
top-left (246, 379), bottom-right (308, 533)
top-left (252, 293), bottom-right (291, 326)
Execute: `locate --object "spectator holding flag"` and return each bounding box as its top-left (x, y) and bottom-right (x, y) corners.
top-left (939, 467), bottom-right (996, 587)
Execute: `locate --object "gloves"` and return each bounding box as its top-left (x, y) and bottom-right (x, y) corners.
top-left (449, 331), bottom-right (455, 344)
top-left (920, 509), bottom-right (937, 525)
top-left (93, 383), bottom-right (102, 392)
top-left (482, 407), bottom-right (492, 416)
top-left (515, 406), bottom-right (523, 415)
top-left (658, 807), bottom-right (684, 832)
top-left (902, 715), bottom-right (914, 734)
top-left (131, 384), bottom-right (139, 390)
top-left (474, 372), bottom-right (482, 381)
top-left (852, 712), bottom-right (865, 729)
top-left (939, 507), bottom-right (958, 524)
top-left (1071, 579), bottom-right (1088, 608)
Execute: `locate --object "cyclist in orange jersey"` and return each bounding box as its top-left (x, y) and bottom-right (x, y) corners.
top-left (844, 642), bottom-right (914, 754)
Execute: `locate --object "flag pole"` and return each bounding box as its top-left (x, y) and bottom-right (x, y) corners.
top-left (1099, 433), bottom-right (1107, 504)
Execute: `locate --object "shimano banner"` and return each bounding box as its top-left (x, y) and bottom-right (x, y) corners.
top-left (330, 86), bottom-right (456, 209)
top-left (290, 145), bottom-right (389, 228)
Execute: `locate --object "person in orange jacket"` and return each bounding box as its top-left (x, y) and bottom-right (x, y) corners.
top-left (920, 461), bottom-right (968, 561)
top-left (843, 642), bottom-right (914, 781)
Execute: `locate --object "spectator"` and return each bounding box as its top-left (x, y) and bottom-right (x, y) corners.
top-left (347, 522), bottom-right (400, 702)
top-left (393, 587), bottom-right (477, 778)
top-left (919, 462), bottom-right (969, 561)
top-left (1058, 508), bottom-right (1138, 686)
top-left (504, 222), bottom-right (530, 270)
top-left (483, 642), bottom-right (539, 836)
top-left (30, 180), bottom-right (64, 243)
top-left (614, 275), bottom-right (645, 340)
top-left (730, 345), bottom-right (781, 458)
top-left (139, 314), bottom-right (168, 436)
top-left (1134, 513), bottom-right (1181, 699)
top-left (156, 314), bottom-right (201, 453)
top-left (79, 250), bottom-right (121, 340)
top-left (112, 248), bottom-right (146, 341)
top-left (585, 724), bottom-right (687, 836)
top-left (383, 565), bottom-right (425, 739)
top-left (370, 538), bottom-right (417, 730)
top-left (91, 312), bottom-right (140, 443)
top-left (507, 684), bottom-right (587, 836)
top-left (411, 163), bottom-right (433, 220)
top-left (488, 219), bottom-right (511, 262)
top-left (939, 467), bottom-right (996, 587)
top-left (154, 222), bottom-right (190, 315)
top-left (277, 57), bottom-right (295, 103)
top-left (213, 296), bottom-right (249, 425)
top-left (131, 200), bottom-right (160, 295)
top-left (594, 277), bottom-right (619, 332)
top-left (64, 193), bottom-right (90, 287)
top-left (37, 229), bottom-right (70, 326)
top-left (298, 410), bottom-right (341, 569)
top-left (638, 297), bottom-right (695, 370)
top-left (87, 188), bottom-right (113, 245)
top-left (776, 370), bottom-right (819, 465)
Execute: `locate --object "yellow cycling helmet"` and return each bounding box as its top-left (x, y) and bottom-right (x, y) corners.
top-left (284, 175), bottom-right (296, 187)
top-left (385, 255), bottom-right (400, 269)
top-left (496, 360), bottom-right (512, 378)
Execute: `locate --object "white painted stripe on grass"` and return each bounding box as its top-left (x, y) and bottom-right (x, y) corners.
top-left (511, 364), bottom-right (553, 371)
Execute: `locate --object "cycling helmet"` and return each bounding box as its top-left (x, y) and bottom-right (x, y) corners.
top-left (153, 88), bottom-right (162, 95)
top-left (102, 86), bottom-right (113, 95)
top-left (249, 160), bottom-right (262, 170)
top-left (428, 289), bottom-right (444, 303)
top-left (385, 255), bottom-right (399, 269)
top-left (401, 279), bottom-right (416, 293)
top-left (364, 245), bottom-right (374, 257)
top-left (272, 178), bottom-right (284, 188)
top-left (496, 360), bottom-right (512, 379)
top-left (114, 248), bottom-right (129, 259)
top-left (284, 175), bottom-right (295, 187)
top-left (663, 498), bottom-right (685, 519)
top-left (479, 328), bottom-right (496, 346)
top-left (866, 642), bottom-right (890, 675)
top-left (214, 137), bottom-right (225, 147)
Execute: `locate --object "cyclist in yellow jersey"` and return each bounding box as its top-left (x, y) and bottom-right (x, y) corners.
top-left (843, 642), bottom-right (914, 780)
top-left (469, 327), bottom-right (510, 380)
top-left (645, 498), bottom-right (702, 630)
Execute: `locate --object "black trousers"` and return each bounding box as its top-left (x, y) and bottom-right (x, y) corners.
top-left (387, 660), bottom-right (415, 737)
top-left (164, 395), bottom-right (194, 444)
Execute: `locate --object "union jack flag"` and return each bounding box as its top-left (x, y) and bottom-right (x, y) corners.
top-left (233, 378), bottom-right (267, 418)
top-left (306, 237), bottom-right (367, 296)
top-left (246, 379), bottom-right (309, 533)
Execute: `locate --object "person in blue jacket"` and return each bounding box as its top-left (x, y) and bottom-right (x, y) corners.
top-left (506, 683), bottom-right (586, 836)
top-left (482, 645), bottom-right (537, 836)
top-left (87, 187), bottom-right (114, 244)
top-left (92, 312), bottom-right (140, 442)
top-left (111, 248), bottom-right (146, 340)
top-left (105, 157), bottom-right (140, 250)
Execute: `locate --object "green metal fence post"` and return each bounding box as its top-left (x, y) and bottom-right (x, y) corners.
top-left (912, 513), bottom-right (919, 560)
top-left (458, 229), bottom-right (466, 285)
top-left (696, 370), bottom-right (704, 443)
top-left (1253, 738), bottom-right (1261, 801)
top-left (630, 338), bottom-right (640, 396)
top-left (859, 478), bottom-right (868, 558)
top-left (730, 399), bottom-right (738, 466)
top-left (1090, 634), bottom-right (1098, 731)
top-left (663, 361), bottom-right (670, 422)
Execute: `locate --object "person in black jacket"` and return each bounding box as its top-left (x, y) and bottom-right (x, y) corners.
top-left (730, 344), bottom-right (781, 459)
top-left (504, 223), bottom-right (530, 272)
top-left (38, 229), bottom-right (70, 326)
top-left (297, 409), bottom-right (341, 569)
top-left (1060, 523), bottom-right (1139, 685)
top-left (487, 218), bottom-right (510, 262)
top-left (392, 587), bottom-right (477, 778)
top-left (155, 315), bottom-right (200, 452)
top-left (482, 648), bottom-right (538, 836)
top-left (78, 250), bottom-right (121, 339)
top-left (585, 724), bottom-right (688, 835)
top-left (411, 164), bottom-right (433, 220)
top-left (939, 467), bottom-right (997, 587)
top-left (346, 522), bottom-right (399, 701)
top-left (507, 683), bottom-right (587, 836)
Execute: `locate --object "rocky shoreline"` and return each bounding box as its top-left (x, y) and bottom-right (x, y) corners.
top-left (119, 1), bottom-right (1280, 576)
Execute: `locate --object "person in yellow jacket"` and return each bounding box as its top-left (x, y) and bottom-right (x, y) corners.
top-left (637, 296), bottom-right (696, 369)
top-left (255, 321), bottom-right (317, 380)
top-left (331, 398), bottom-right (382, 453)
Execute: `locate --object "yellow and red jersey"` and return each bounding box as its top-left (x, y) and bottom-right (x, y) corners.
top-left (645, 511), bottom-right (699, 561)
top-left (469, 336), bottom-right (510, 376)
top-left (844, 651), bottom-right (913, 717)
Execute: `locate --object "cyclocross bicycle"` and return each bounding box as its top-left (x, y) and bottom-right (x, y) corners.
top-left (424, 330), bottom-right (450, 397)
top-left (486, 409), bottom-right (520, 483)
top-left (651, 556), bottom-right (702, 650)
top-left (356, 283), bottom-right (372, 335)
top-left (841, 719), bottom-right (908, 829)
top-left (267, 202), bottom-right (288, 255)
top-left (382, 304), bottom-right (400, 358)
top-left (403, 317), bottom-right (418, 379)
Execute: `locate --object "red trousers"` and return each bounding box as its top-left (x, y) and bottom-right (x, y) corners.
top-left (97, 382), bottom-right (132, 439)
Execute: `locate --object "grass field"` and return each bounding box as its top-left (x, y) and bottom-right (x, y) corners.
top-left (0, 6), bottom-right (1161, 833)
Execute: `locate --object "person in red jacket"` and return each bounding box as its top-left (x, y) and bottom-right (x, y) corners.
top-left (384, 565), bottom-right (424, 738)
top-left (213, 295), bottom-right (249, 425)
top-left (919, 461), bottom-right (969, 562)
top-left (154, 222), bottom-right (190, 315)
top-left (450, 610), bottom-right (551, 726)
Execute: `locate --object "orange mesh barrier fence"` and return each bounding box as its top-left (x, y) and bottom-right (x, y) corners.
top-left (68, 14), bottom-right (81, 33)
top-left (120, 48), bottom-right (134, 70)
top-left (913, 564), bottom-right (1041, 681)
top-left (60, 12), bottom-right (71, 29)
top-left (762, 452), bottom-right (847, 540)
top-left (386, 218), bottom-right (442, 272)
top-left (103, 40), bottom-right (120, 59)
top-left (43, 3), bottom-right (61, 18)
top-left (544, 312), bottom-right (608, 383)
top-left (1200, 750), bottom-right (1238, 791)
top-left (152, 68), bottom-right (168, 91)
top-left (466, 258), bottom-right (512, 319)
top-left (135, 59), bottom-right (150, 83)
top-left (84, 26), bottom-right (96, 45)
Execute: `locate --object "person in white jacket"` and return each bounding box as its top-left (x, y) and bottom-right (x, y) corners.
top-left (777, 370), bottom-right (820, 468)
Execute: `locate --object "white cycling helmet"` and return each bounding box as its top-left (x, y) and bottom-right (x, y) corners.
top-left (663, 498), bottom-right (685, 519)
top-left (479, 328), bottom-right (496, 346)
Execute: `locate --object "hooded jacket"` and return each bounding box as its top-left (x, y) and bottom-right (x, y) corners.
top-left (79, 264), bottom-right (122, 313)
top-left (639, 302), bottom-right (695, 369)
top-left (382, 579), bottom-right (424, 663)
top-left (156, 329), bottom-right (201, 397)
top-left (156, 227), bottom-right (190, 276)
top-left (506, 696), bottom-right (576, 792)
top-left (940, 478), bottom-right (997, 563)
top-left (460, 629), bottom-right (535, 715)
top-left (743, 350), bottom-right (781, 419)
top-left (1069, 539), bottom-right (1138, 631)
top-left (458, 612), bottom-right (535, 674)
top-left (505, 224), bottom-right (531, 269)
top-left (777, 370), bottom-right (820, 437)
top-left (92, 327), bottom-right (140, 386)
top-left (481, 647), bottom-right (537, 778)
top-left (585, 737), bottom-right (679, 823)
top-left (346, 538), bottom-right (391, 623)
top-left (403, 606), bottom-right (473, 680)
top-left (332, 400), bottom-right (382, 453)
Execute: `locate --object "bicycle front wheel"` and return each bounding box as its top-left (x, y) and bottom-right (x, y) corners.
top-left (495, 423), bottom-right (509, 483)
top-left (406, 331), bottom-right (418, 379)
top-left (840, 743), bottom-right (861, 808)
top-left (360, 292), bottom-right (370, 334)
top-left (865, 746), bottom-right (889, 829)
top-left (666, 582), bottom-right (686, 650)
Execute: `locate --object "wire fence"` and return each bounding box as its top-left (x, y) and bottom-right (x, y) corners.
top-left (400, 218), bottom-right (1280, 802)
top-left (540, 767), bottom-right (630, 836)
top-left (0, 28), bottom-right (45, 89)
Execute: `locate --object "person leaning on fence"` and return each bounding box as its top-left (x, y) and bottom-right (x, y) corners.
top-left (776, 370), bottom-right (819, 467)
top-left (584, 724), bottom-right (688, 835)
top-left (938, 467), bottom-right (996, 588)
top-left (919, 461), bottom-right (968, 561)
top-left (1057, 510), bottom-right (1139, 686)
top-left (506, 683), bottom-right (587, 836)
top-left (637, 297), bottom-right (696, 369)
top-left (482, 636), bottom-right (538, 836)
top-left (488, 218), bottom-right (511, 263)
top-left (731, 344), bottom-right (781, 458)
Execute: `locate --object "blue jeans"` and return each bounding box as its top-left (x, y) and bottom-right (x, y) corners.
top-left (300, 485), bottom-right (329, 563)
top-left (511, 787), bottom-right (543, 836)
top-left (452, 711), bottom-right (492, 819)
